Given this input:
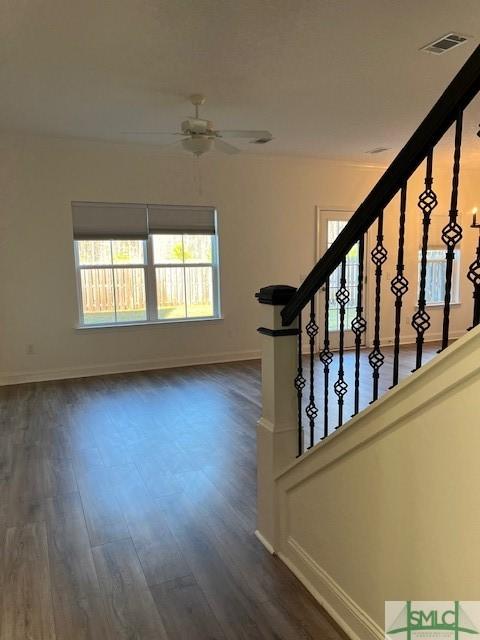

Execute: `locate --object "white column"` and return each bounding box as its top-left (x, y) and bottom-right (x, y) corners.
top-left (255, 285), bottom-right (299, 553)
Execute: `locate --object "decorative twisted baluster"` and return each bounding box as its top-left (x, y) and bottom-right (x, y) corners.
top-left (294, 310), bottom-right (305, 456)
top-left (411, 151), bottom-right (437, 370)
top-left (319, 278), bottom-right (333, 439)
top-left (351, 236), bottom-right (366, 415)
top-left (441, 112), bottom-right (464, 350)
top-left (305, 298), bottom-right (319, 448)
top-left (334, 259), bottom-right (349, 427)
top-left (369, 212), bottom-right (387, 402)
top-left (390, 184), bottom-right (409, 387)
top-left (467, 233), bottom-right (480, 329)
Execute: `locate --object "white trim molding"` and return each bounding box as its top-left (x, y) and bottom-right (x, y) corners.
top-left (0, 349), bottom-right (260, 386)
top-left (254, 529), bottom-right (275, 555)
top-left (279, 538), bottom-right (383, 640)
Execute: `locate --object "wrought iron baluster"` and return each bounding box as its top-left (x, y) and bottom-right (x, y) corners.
top-left (351, 236), bottom-right (366, 415)
top-left (390, 184), bottom-right (409, 387)
top-left (369, 211), bottom-right (387, 402)
top-left (334, 259), bottom-right (349, 427)
top-left (305, 298), bottom-right (319, 448)
top-left (441, 111), bottom-right (464, 350)
top-left (319, 278), bottom-right (333, 439)
top-left (412, 151), bottom-right (437, 370)
top-left (467, 232), bottom-right (480, 329)
top-left (294, 310), bottom-right (305, 457)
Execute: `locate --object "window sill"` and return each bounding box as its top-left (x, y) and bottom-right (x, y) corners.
top-left (414, 302), bottom-right (461, 309)
top-left (75, 316), bottom-right (224, 330)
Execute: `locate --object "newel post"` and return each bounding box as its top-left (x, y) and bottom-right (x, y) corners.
top-left (255, 284), bottom-right (300, 552)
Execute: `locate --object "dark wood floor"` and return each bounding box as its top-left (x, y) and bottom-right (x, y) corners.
top-left (0, 342), bottom-right (437, 639)
top-left (0, 358), bottom-right (350, 640)
top-left (306, 341), bottom-right (440, 443)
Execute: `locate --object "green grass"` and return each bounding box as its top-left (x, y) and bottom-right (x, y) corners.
top-left (84, 304), bottom-right (214, 325)
top-left (157, 303), bottom-right (213, 320)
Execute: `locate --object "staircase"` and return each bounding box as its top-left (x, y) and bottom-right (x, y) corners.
top-left (255, 45), bottom-right (480, 640)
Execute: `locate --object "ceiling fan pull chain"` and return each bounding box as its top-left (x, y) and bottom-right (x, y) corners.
top-left (195, 155), bottom-right (203, 196)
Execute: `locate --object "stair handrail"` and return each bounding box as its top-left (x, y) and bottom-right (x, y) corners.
top-left (282, 44), bottom-right (480, 326)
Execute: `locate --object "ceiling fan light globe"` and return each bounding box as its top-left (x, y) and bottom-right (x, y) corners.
top-left (182, 136), bottom-right (213, 156)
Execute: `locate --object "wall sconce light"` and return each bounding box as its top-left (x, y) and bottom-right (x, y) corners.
top-left (472, 207), bottom-right (480, 229)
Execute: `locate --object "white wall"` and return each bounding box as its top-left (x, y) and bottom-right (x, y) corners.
top-left (0, 134), bottom-right (385, 383)
top-left (1, 134), bottom-right (478, 384)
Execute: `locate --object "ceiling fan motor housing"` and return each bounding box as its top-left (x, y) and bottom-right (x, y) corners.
top-left (182, 118), bottom-right (214, 135)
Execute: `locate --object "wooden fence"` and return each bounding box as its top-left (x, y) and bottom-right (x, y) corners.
top-left (80, 267), bottom-right (212, 312)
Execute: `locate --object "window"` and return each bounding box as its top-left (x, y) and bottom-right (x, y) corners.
top-left (327, 220), bottom-right (359, 331)
top-left (77, 239), bottom-right (147, 324)
top-left (153, 235), bottom-right (216, 320)
top-left (418, 248), bottom-right (460, 306)
top-left (73, 202), bottom-right (220, 326)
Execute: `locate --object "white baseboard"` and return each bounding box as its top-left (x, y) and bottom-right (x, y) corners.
top-left (380, 329), bottom-right (463, 346)
top-left (254, 529), bottom-right (275, 555)
top-left (0, 349), bottom-right (261, 386)
top-left (279, 537), bottom-right (383, 640)
top-left (2, 328), bottom-right (464, 386)
top-left (304, 330), bottom-right (463, 355)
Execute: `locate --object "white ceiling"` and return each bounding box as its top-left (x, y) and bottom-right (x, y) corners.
top-left (1, 0), bottom-right (480, 162)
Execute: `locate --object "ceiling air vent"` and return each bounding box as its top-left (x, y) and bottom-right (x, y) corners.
top-left (421, 33), bottom-right (469, 55)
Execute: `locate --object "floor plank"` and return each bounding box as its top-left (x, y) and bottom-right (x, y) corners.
top-left (0, 494), bottom-right (45, 530)
top-left (52, 591), bottom-right (114, 640)
top-left (150, 574), bottom-right (226, 640)
top-left (159, 491), bottom-right (295, 640)
top-left (1, 523), bottom-right (56, 640)
top-left (75, 463), bottom-right (130, 547)
top-left (92, 538), bottom-right (148, 595)
top-left (108, 464), bottom-right (191, 586)
top-left (45, 493), bottom-right (100, 600)
top-left (103, 586), bottom-right (169, 640)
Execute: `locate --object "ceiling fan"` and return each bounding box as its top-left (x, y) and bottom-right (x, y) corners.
top-left (123, 94), bottom-right (273, 156)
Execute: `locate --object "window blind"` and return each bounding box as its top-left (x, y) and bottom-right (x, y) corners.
top-left (147, 205), bottom-right (216, 235)
top-left (72, 202), bottom-right (149, 240)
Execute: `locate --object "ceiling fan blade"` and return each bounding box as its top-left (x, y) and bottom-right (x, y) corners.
top-left (216, 130), bottom-right (272, 140)
top-left (214, 139), bottom-right (240, 155)
top-left (120, 131), bottom-right (184, 136)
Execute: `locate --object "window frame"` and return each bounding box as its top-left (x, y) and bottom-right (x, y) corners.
top-left (74, 233), bottom-right (221, 328)
top-left (417, 246), bottom-right (461, 308)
